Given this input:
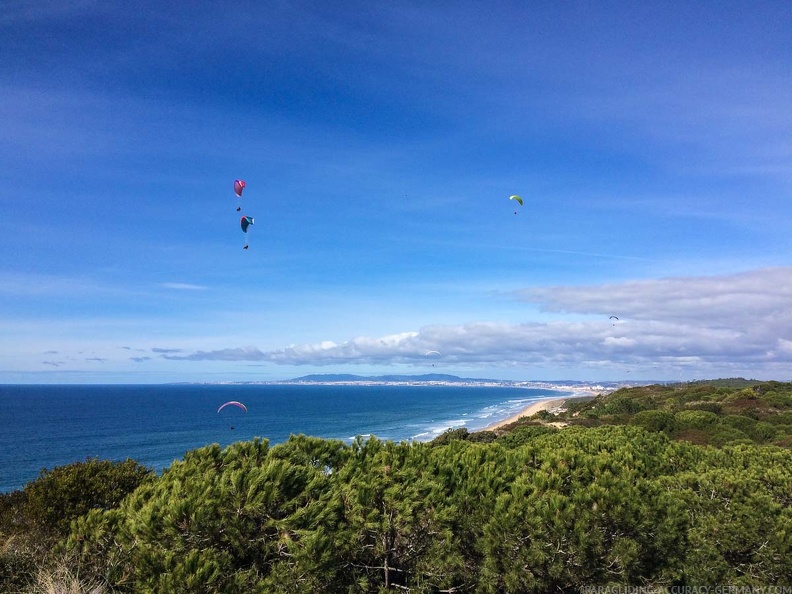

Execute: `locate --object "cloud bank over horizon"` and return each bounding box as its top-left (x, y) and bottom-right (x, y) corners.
top-left (159, 267), bottom-right (792, 379)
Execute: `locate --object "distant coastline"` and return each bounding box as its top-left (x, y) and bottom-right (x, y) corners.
top-left (177, 373), bottom-right (623, 394)
top-left (171, 374), bottom-right (618, 437)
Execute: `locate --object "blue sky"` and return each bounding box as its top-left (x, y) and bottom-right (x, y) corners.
top-left (1, 1), bottom-right (791, 383)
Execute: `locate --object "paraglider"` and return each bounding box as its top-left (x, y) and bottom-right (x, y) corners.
top-left (509, 195), bottom-right (523, 214)
top-left (425, 350), bottom-right (441, 366)
top-left (609, 316), bottom-right (619, 326)
top-left (240, 215), bottom-right (254, 249)
top-left (233, 180), bottom-right (245, 211)
top-left (217, 401), bottom-right (247, 413)
top-left (218, 401), bottom-right (247, 430)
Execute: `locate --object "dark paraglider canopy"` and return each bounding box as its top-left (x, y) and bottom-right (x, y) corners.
top-left (240, 215), bottom-right (254, 249)
top-left (240, 216), bottom-right (254, 233)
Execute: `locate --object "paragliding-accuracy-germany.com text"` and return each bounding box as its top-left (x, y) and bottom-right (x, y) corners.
top-left (579, 586), bottom-right (792, 594)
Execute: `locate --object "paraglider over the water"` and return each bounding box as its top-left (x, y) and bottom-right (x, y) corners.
top-left (217, 401), bottom-right (247, 413)
top-left (218, 400), bottom-right (247, 431)
top-left (509, 195), bottom-right (523, 214)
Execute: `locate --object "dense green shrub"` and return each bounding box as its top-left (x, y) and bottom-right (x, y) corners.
top-left (596, 394), bottom-right (646, 416)
top-left (749, 421), bottom-right (779, 443)
top-left (765, 391), bottom-right (792, 408)
top-left (57, 427), bottom-right (792, 592)
top-left (497, 424), bottom-right (557, 448)
top-left (431, 427), bottom-right (470, 445)
top-left (720, 414), bottom-right (757, 433)
top-left (674, 410), bottom-right (719, 431)
top-left (707, 426), bottom-right (752, 447)
top-left (685, 401), bottom-right (723, 414)
top-left (0, 458), bottom-right (151, 593)
top-left (467, 430), bottom-right (497, 443)
top-left (23, 458), bottom-right (153, 536)
top-left (631, 409), bottom-right (675, 433)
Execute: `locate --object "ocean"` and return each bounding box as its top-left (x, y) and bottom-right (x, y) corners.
top-left (0, 383), bottom-right (565, 493)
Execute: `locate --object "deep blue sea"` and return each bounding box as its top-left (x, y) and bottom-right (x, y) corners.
top-left (0, 383), bottom-right (565, 492)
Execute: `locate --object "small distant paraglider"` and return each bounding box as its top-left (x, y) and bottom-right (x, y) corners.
top-left (240, 215), bottom-right (254, 249)
top-left (425, 350), bottom-right (442, 366)
top-left (509, 194), bottom-right (523, 214)
top-left (233, 179), bottom-right (246, 211)
top-left (609, 316), bottom-right (619, 326)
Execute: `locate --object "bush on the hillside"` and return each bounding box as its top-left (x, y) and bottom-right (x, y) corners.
top-left (562, 397), bottom-right (595, 415)
top-left (467, 430), bottom-right (497, 443)
top-left (707, 426), bottom-right (752, 448)
top-left (1, 459), bottom-right (152, 592)
top-left (431, 427), bottom-right (470, 445)
top-left (60, 427), bottom-right (792, 592)
top-left (631, 410), bottom-right (675, 434)
top-left (674, 410), bottom-right (719, 431)
top-left (667, 462), bottom-right (792, 584)
top-left (596, 395), bottom-right (647, 416)
top-left (24, 458), bottom-right (153, 536)
top-left (748, 421), bottom-right (778, 443)
top-left (685, 401), bottom-right (723, 414)
top-left (764, 391), bottom-right (792, 408)
top-left (498, 424), bottom-right (557, 448)
top-left (720, 414), bottom-right (758, 433)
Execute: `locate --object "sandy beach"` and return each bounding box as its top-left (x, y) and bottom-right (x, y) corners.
top-left (484, 391), bottom-right (599, 431)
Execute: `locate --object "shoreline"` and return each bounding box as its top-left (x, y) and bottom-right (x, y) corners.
top-left (483, 391), bottom-right (599, 431)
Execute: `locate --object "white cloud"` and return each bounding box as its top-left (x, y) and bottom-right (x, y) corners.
top-left (774, 339), bottom-right (792, 357)
top-left (164, 267), bottom-right (792, 378)
top-left (516, 267), bottom-right (792, 328)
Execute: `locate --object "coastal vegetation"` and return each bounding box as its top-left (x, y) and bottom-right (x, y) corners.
top-left (492, 379), bottom-right (792, 449)
top-left (1, 380), bottom-right (791, 592)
